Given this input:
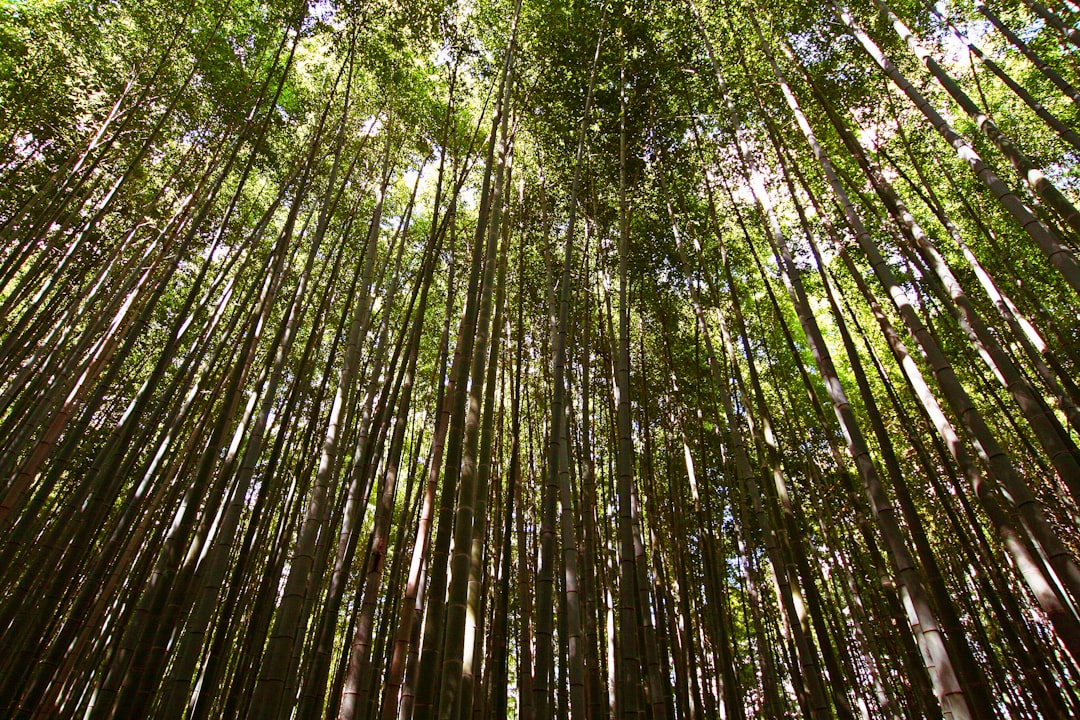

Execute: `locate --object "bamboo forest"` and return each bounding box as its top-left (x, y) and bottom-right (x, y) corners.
top-left (7, 0), bottom-right (1080, 717)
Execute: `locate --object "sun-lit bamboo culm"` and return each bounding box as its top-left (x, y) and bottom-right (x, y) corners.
top-left (2, 0), bottom-right (1080, 718)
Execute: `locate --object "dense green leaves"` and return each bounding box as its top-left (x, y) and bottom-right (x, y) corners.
top-left (2, 0), bottom-right (1080, 718)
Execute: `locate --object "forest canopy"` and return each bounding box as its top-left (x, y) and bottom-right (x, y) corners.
top-left (1, 0), bottom-right (1080, 718)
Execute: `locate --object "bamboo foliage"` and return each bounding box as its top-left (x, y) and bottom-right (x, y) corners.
top-left (1, 0), bottom-right (1080, 718)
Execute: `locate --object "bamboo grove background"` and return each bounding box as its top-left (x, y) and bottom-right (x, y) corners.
top-left (2, 0), bottom-right (1080, 717)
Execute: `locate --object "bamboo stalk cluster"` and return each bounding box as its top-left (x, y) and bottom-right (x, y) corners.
top-left (1, 0), bottom-right (1079, 718)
